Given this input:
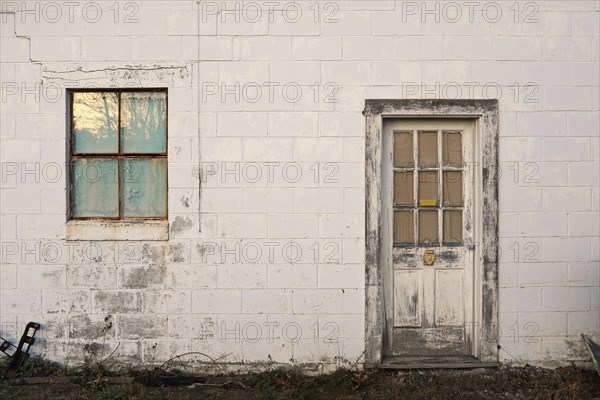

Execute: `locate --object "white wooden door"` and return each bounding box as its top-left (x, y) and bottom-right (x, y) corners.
top-left (382, 119), bottom-right (477, 358)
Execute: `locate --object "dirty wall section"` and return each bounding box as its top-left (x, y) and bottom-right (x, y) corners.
top-left (0, 0), bottom-right (599, 369)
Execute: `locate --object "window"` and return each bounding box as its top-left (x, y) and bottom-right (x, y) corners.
top-left (393, 129), bottom-right (464, 246)
top-left (69, 89), bottom-right (168, 220)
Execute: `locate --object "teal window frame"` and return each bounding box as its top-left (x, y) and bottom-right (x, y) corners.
top-left (69, 88), bottom-right (168, 220)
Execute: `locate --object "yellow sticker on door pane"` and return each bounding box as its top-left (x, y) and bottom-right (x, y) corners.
top-left (419, 199), bottom-right (437, 206)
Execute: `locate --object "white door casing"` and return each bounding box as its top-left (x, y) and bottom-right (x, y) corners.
top-left (364, 100), bottom-right (499, 368)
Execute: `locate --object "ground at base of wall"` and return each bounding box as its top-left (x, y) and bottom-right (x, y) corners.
top-left (1, 362), bottom-right (600, 400)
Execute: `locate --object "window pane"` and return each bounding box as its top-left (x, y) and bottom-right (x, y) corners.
top-left (73, 92), bottom-right (118, 153)
top-left (394, 131), bottom-right (413, 168)
top-left (121, 158), bottom-right (167, 217)
top-left (121, 92), bottom-right (167, 153)
top-left (443, 171), bottom-right (463, 206)
top-left (443, 210), bottom-right (463, 243)
top-left (418, 131), bottom-right (438, 168)
top-left (443, 132), bottom-right (462, 167)
top-left (395, 210), bottom-right (414, 244)
top-left (72, 158), bottom-right (118, 217)
top-left (418, 171), bottom-right (438, 207)
top-left (419, 210), bottom-right (438, 244)
top-left (394, 172), bottom-right (414, 205)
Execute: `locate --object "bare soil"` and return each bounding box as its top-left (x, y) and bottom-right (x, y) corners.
top-left (1, 359), bottom-right (599, 399)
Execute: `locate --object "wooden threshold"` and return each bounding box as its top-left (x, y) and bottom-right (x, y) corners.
top-left (379, 356), bottom-right (500, 370)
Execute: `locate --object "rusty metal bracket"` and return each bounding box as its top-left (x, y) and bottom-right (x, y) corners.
top-left (0, 322), bottom-right (41, 378)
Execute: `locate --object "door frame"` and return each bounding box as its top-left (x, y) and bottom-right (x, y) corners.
top-left (364, 99), bottom-right (500, 367)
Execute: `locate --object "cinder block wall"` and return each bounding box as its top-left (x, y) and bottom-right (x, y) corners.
top-left (0, 0), bottom-right (598, 370)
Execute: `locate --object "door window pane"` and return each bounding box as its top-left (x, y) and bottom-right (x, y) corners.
top-left (419, 210), bottom-right (438, 244)
top-left (443, 210), bottom-right (462, 243)
top-left (121, 158), bottom-right (167, 217)
top-left (443, 132), bottom-right (462, 167)
top-left (72, 158), bottom-right (119, 217)
top-left (121, 92), bottom-right (167, 153)
top-left (394, 131), bottom-right (413, 168)
top-left (73, 92), bottom-right (118, 153)
top-left (418, 131), bottom-right (438, 168)
top-left (394, 172), bottom-right (414, 205)
top-left (419, 171), bottom-right (438, 207)
top-left (395, 210), bottom-right (414, 244)
top-left (443, 171), bottom-right (463, 206)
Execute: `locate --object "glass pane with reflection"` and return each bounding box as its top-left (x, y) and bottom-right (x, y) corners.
top-left (121, 92), bottom-right (167, 153)
top-left (73, 92), bottom-right (118, 153)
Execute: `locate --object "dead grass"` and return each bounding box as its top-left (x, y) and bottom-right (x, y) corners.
top-left (1, 358), bottom-right (599, 400)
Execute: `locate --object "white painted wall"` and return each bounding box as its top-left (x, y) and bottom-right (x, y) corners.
top-left (0, 0), bottom-right (598, 370)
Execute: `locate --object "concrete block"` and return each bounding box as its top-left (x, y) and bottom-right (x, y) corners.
top-left (67, 265), bottom-right (117, 289)
top-left (542, 287), bottom-right (591, 311)
top-left (567, 112), bottom-right (599, 136)
top-left (343, 36), bottom-right (394, 60)
top-left (568, 311), bottom-right (600, 335)
top-left (92, 290), bottom-right (142, 314)
top-left (242, 138), bottom-right (294, 162)
top-left (0, 37), bottom-right (30, 62)
top-left (242, 289), bottom-right (293, 313)
top-left (269, 214), bottom-right (318, 239)
top-left (321, 61), bottom-right (371, 86)
top-left (269, 112), bottom-right (318, 137)
top-left (16, 214), bottom-right (63, 239)
top-left (495, 37), bottom-right (542, 61)
top-left (294, 188), bottom-right (344, 213)
top-left (499, 187), bottom-right (542, 212)
top-left (572, 62), bottom-right (600, 86)
top-left (294, 137), bottom-right (344, 162)
top-left (543, 188), bottom-right (592, 212)
top-left (500, 287), bottom-right (542, 312)
top-left (544, 37), bottom-right (592, 61)
top-left (394, 36), bottom-right (442, 60)
top-left (372, 61), bottom-right (420, 86)
top-left (318, 265), bottom-right (364, 288)
top-left (216, 265), bottom-right (267, 289)
top-left (517, 311), bottom-right (567, 338)
top-left (321, 11), bottom-right (370, 36)
top-left (171, 264), bottom-right (217, 289)
top-left (292, 37), bottom-right (342, 60)
top-left (568, 212), bottom-right (600, 237)
top-left (568, 262), bottom-right (600, 287)
top-left (518, 213), bottom-right (567, 237)
top-left (543, 137), bottom-right (590, 161)
top-left (200, 188), bottom-right (244, 213)
top-left (217, 112), bottom-right (268, 136)
top-left (119, 315), bottom-right (168, 339)
top-left (292, 289), bottom-right (343, 313)
top-left (543, 238), bottom-right (591, 262)
top-left (243, 188), bottom-right (293, 213)
top-left (192, 289), bottom-right (242, 313)
top-left (319, 214), bottom-right (363, 238)
top-left (568, 162), bottom-right (600, 186)
top-left (132, 37), bottom-right (181, 61)
top-left (144, 290), bottom-right (191, 314)
top-left (81, 37), bottom-right (130, 61)
top-left (241, 36), bottom-right (291, 60)
top-left (544, 87), bottom-right (593, 111)
top-left (517, 112), bottom-right (567, 136)
top-left (444, 36), bottom-right (493, 60)
top-left (42, 289), bottom-right (90, 313)
top-left (518, 263), bottom-right (568, 287)
top-left (371, 11), bottom-right (421, 35)
top-left (0, 289), bottom-right (41, 313)
top-left (267, 265), bottom-right (318, 288)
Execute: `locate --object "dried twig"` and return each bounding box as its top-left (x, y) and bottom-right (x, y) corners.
top-left (159, 352), bottom-right (227, 373)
